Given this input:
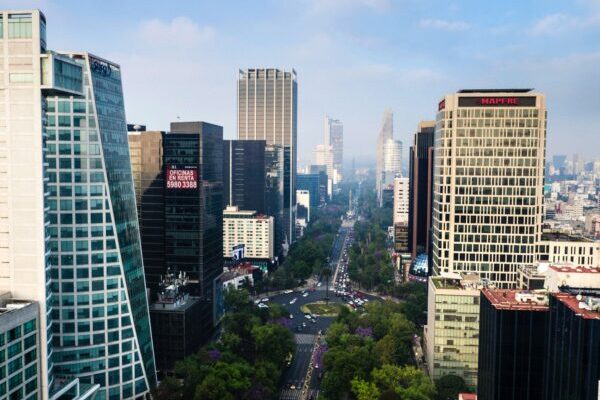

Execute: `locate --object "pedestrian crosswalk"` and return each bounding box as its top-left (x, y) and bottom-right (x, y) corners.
top-left (279, 388), bottom-right (320, 400)
top-left (295, 333), bottom-right (316, 344)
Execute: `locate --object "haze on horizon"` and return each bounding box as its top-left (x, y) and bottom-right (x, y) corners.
top-left (4, 0), bottom-right (600, 165)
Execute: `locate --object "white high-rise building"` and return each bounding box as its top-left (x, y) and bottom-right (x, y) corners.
top-left (382, 138), bottom-right (402, 186)
top-left (376, 109), bottom-right (394, 203)
top-left (431, 89), bottom-right (547, 288)
top-left (393, 176), bottom-right (409, 224)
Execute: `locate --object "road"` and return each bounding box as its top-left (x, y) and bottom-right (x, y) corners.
top-left (275, 221), bottom-right (352, 400)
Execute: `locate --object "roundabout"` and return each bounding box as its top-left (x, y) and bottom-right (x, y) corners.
top-left (300, 301), bottom-right (348, 317)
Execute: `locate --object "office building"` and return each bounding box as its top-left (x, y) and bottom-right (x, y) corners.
top-left (544, 292), bottom-right (600, 400)
top-left (409, 121), bottom-right (435, 258)
top-left (149, 272), bottom-right (204, 373)
top-left (424, 273), bottom-right (483, 388)
top-left (296, 190), bottom-right (311, 222)
top-left (382, 138), bottom-right (402, 185)
top-left (538, 231), bottom-right (600, 268)
top-left (431, 89), bottom-right (547, 287)
top-left (478, 289), bottom-right (549, 400)
top-left (223, 140), bottom-right (266, 213)
top-left (297, 174), bottom-right (321, 208)
top-left (164, 122), bottom-right (223, 301)
top-left (223, 206), bottom-right (274, 260)
top-left (324, 116), bottom-right (343, 181)
top-left (237, 68), bottom-right (297, 247)
top-left (127, 128), bottom-right (165, 294)
top-left (0, 10), bottom-right (156, 397)
top-left (0, 294), bottom-right (44, 400)
top-left (314, 144), bottom-right (335, 185)
top-left (393, 176), bottom-right (409, 224)
top-left (376, 108), bottom-right (393, 203)
top-left (552, 154), bottom-right (566, 171)
top-left (45, 51), bottom-right (157, 398)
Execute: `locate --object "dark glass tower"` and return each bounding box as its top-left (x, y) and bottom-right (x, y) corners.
top-left (163, 122), bottom-right (223, 301)
top-left (223, 140), bottom-right (266, 213)
top-left (409, 121), bottom-right (435, 259)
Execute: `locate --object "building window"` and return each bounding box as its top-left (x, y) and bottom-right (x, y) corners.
top-left (8, 14), bottom-right (32, 39)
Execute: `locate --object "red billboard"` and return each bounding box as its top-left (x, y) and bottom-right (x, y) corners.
top-left (166, 165), bottom-right (198, 190)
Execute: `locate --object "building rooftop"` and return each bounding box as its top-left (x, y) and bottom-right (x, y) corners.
top-left (541, 230), bottom-right (594, 243)
top-left (549, 264), bottom-right (600, 274)
top-left (554, 293), bottom-right (600, 320)
top-left (458, 88), bottom-right (532, 93)
top-left (482, 289), bottom-right (549, 311)
top-left (431, 273), bottom-right (488, 290)
top-left (458, 394), bottom-right (478, 400)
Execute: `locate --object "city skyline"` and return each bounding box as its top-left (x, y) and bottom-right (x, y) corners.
top-left (3, 0), bottom-right (599, 165)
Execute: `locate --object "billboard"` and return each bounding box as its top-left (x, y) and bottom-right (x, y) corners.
top-left (166, 165), bottom-right (198, 190)
top-left (458, 96), bottom-right (536, 107)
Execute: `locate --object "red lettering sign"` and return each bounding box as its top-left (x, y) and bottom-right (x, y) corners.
top-left (166, 165), bottom-right (198, 190)
top-left (478, 97), bottom-right (519, 106)
top-left (438, 99), bottom-right (445, 111)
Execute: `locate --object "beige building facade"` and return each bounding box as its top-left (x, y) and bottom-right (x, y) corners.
top-left (223, 206), bottom-right (274, 260)
top-left (431, 89), bottom-right (547, 288)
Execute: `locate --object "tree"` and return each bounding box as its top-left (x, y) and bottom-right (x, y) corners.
top-left (434, 374), bottom-right (468, 400)
top-left (351, 378), bottom-right (381, 400)
top-left (252, 323), bottom-right (295, 367)
top-left (371, 365), bottom-right (435, 400)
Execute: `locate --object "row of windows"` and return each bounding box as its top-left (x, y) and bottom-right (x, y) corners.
top-left (457, 108), bottom-right (540, 118)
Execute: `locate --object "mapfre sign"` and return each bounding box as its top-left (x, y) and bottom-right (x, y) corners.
top-left (458, 96), bottom-right (536, 107)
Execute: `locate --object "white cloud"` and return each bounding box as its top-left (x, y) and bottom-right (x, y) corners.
top-left (529, 12), bottom-right (600, 36)
top-left (419, 18), bottom-right (469, 32)
top-left (308, 0), bottom-right (391, 14)
top-left (138, 17), bottom-right (215, 46)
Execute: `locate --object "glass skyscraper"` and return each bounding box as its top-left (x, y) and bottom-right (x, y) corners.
top-left (0, 9), bottom-right (156, 399)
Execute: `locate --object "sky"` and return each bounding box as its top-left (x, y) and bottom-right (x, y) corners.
top-left (3, 0), bottom-right (600, 167)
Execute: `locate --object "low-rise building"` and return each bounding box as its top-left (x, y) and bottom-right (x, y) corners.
top-left (0, 293), bottom-right (40, 400)
top-left (223, 206), bottom-right (275, 260)
top-left (538, 230), bottom-right (600, 268)
top-left (424, 273), bottom-right (485, 388)
top-left (149, 273), bottom-right (207, 373)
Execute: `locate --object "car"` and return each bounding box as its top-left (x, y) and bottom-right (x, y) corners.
top-left (317, 282), bottom-right (322, 287)
top-left (290, 384), bottom-right (296, 390)
top-left (258, 303), bottom-right (269, 309)
top-left (289, 314), bottom-right (294, 319)
top-left (302, 292), bottom-right (309, 297)
top-left (310, 314), bottom-right (317, 319)
top-left (302, 322), bottom-right (307, 327)
top-left (305, 314), bottom-right (312, 319)
top-left (254, 299), bottom-right (261, 304)
top-left (289, 298), bottom-right (297, 305)
top-left (310, 318), bottom-right (317, 323)
top-left (261, 298), bottom-right (269, 302)
top-left (284, 289), bottom-right (293, 294)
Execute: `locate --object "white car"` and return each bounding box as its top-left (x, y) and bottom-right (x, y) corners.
top-left (258, 303), bottom-right (269, 309)
top-left (289, 298), bottom-right (297, 305)
top-left (254, 299), bottom-right (261, 304)
top-left (284, 290), bottom-right (293, 294)
top-left (305, 314), bottom-right (312, 319)
top-left (261, 298), bottom-right (269, 302)
top-left (317, 282), bottom-right (322, 287)
top-left (289, 314), bottom-right (294, 319)
top-left (302, 292), bottom-right (309, 297)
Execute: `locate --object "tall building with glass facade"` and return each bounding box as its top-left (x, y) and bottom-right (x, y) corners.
top-left (237, 68), bottom-right (297, 248)
top-left (0, 9), bottom-right (156, 399)
top-left (431, 89), bottom-right (547, 288)
top-left (223, 139), bottom-right (266, 214)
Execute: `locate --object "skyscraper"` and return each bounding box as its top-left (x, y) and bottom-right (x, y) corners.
top-left (431, 89), bottom-right (547, 288)
top-left (376, 108), bottom-right (394, 204)
top-left (382, 138), bottom-right (402, 185)
top-left (324, 116), bottom-right (343, 181)
top-left (128, 127), bottom-right (165, 294)
top-left (237, 68), bottom-right (297, 248)
top-left (409, 121), bottom-right (435, 258)
top-left (164, 121), bottom-right (223, 301)
top-left (314, 143), bottom-right (334, 184)
top-left (0, 9), bottom-right (156, 398)
top-left (223, 140), bottom-right (266, 213)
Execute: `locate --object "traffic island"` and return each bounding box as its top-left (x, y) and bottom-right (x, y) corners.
top-left (300, 301), bottom-right (348, 317)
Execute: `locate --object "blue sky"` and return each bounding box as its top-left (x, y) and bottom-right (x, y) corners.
top-left (3, 0), bottom-right (600, 166)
